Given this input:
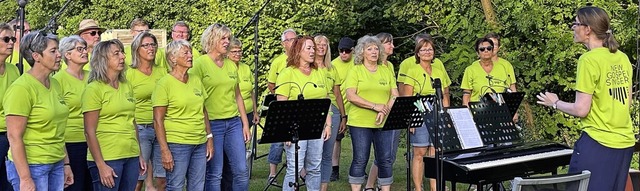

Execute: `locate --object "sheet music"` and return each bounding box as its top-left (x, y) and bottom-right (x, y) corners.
top-left (448, 108), bottom-right (483, 149)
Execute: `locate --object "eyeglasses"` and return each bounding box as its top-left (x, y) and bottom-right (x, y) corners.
top-left (283, 38), bottom-right (295, 43)
top-left (172, 30), bottom-right (188, 34)
top-left (419, 48), bottom-right (434, 53)
top-left (1, 36), bottom-right (16, 43)
top-left (569, 22), bottom-right (589, 28)
top-left (72, 46), bottom-right (87, 52)
top-left (339, 49), bottom-right (352, 54)
top-left (478, 46), bottom-right (494, 52)
top-left (229, 50), bottom-right (242, 55)
top-left (140, 43), bottom-right (158, 49)
top-left (133, 29), bottom-right (151, 33)
top-left (82, 31), bottom-right (102, 37)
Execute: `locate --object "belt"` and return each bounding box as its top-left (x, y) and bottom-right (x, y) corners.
top-left (138, 124), bottom-right (153, 128)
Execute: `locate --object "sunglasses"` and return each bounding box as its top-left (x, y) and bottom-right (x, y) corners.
top-left (1, 36), bottom-right (16, 43)
top-left (83, 31), bottom-right (102, 37)
top-left (478, 46), bottom-right (494, 52)
top-left (339, 49), bottom-right (352, 54)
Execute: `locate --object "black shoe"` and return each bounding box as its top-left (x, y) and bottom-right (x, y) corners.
top-left (267, 176), bottom-right (278, 186)
top-left (330, 170), bottom-right (339, 181)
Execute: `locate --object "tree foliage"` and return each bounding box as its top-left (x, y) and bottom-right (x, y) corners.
top-left (0, 0), bottom-right (638, 166)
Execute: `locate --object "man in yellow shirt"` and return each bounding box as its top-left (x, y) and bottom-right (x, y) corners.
top-left (265, 28), bottom-right (297, 184)
top-left (330, 36), bottom-right (355, 181)
top-left (170, 21), bottom-right (201, 58)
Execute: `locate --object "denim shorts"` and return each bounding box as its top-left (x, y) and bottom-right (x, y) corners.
top-left (410, 123), bottom-right (433, 147)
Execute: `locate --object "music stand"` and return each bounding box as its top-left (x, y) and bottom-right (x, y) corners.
top-left (382, 96), bottom-right (424, 191)
top-left (259, 98), bottom-right (331, 191)
top-left (482, 92), bottom-right (525, 117)
top-left (424, 107), bottom-right (462, 152)
top-left (468, 101), bottom-right (521, 145)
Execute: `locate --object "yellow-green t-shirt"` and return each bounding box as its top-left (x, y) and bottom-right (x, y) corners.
top-left (190, 56), bottom-right (240, 119)
top-left (343, 64), bottom-right (397, 128)
top-left (82, 81), bottom-right (139, 161)
top-left (460, 60), bottom-right (515, 102)
top-left (0, 63), bottom-right (20, 132)
top-left (332, 57), bottom-right (354, 110)
top-left (126, 67), bottom-right (168, 124)
top-left (383, 61), bottom-right (395, 77)
top-left (496, 58), bottom-right (517, 85)
top-left (275, 67), bottom-right (329, 100)
top-left (9, 50), bottom-right (30, 73)
top-left (404, 65), bottom-right (451, 96)
top-left (575, 47), bottom-right (635, 149)
top-left (319, 67), bottom-right (341, 106)
top-left (152, 74), bottom-right (208, 145)
top-left (238, 63), bottom-right (254, 113)
top-left (4, 74), bottom-right (68, 164)
top-left (397, 57), bottom-right (446, 83)
top-left (52, 70), bottom-right (89, 143)
top-left (267, 53), bottom-right (288, 83)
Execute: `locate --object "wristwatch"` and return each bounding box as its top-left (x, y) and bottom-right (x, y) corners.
top-left (552, 100), bottom-right (559, 110)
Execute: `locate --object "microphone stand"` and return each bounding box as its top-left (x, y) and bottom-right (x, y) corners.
top-left (16, 0), bottom-right (27, 74)
top-left (41, 0), bottom-right (74, 35)
top-left (432, 79), bottom-right (444, 191)
top-left (237, 0), bottom-right (273, 177)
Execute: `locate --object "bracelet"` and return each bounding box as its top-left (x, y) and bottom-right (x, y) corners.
top-left (341, 115), bottom-right (348, 119)
top-left (206, 133), bottom-right (213, 139)
top-left (64, 163), bottom-right (70, 166)
top-left (552, 100), bottom-right (560, 110)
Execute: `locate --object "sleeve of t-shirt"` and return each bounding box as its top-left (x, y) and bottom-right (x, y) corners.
top-left (460, 67), bottom-right (473, 90)
top-left (331, 67), bottom-right (341, 86)
top-left (343, 68), bottom-right (359, 90)
top-left (502, 60), bottom-right (517, 84)
top-left (403, 68), bottom-right (418, 88)
top-left (152, 79), bottom-right (169, 107)
top-left (81, 84), bottom-right (103, 112)
top-left (439, 67), bottom-right (452, 89)
top-left (574, 57), bottom-right (599, 95)
top-left (397, 61), bottom-right (409, 83)
top-left (274, 69), bottom-right (292, 98)
top-left (267, 60), bottom-right (281, 83)
top-left (3, 84), bottom-right (33, 117)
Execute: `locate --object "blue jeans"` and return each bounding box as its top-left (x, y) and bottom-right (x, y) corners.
top-left (268, 143), bottom-right (284, 165)
top-left (65, 142), bottom-right (92, 191)
top-left (348, 126), bottom-right (394, 186)
top-left (87, 157), bottom-right (139, 191)
top-left (0, 133), bottom-right (12, 191)
top-left (138, 124), bottom-right (164, 180)
top-left (163, 143), bottom-right (207, 191)
top-left (221, 112), bottom-right (254, 190)
top-left (284, 139), bottom-right (323, 191)
top-left (321, 105), bottom-right (340, 183)
top-left (205, 117), bottom-right (249, 191)
top-left (6, 160), bottom-right (64, 191)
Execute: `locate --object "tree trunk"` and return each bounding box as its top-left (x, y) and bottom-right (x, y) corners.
top-left (480, 0), bottom-right (498, 28)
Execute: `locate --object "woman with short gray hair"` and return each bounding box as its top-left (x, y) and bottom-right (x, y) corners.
top-left (126, 31), bottom-right (168, 191)
top-left (152, 40), bottom-right (213, 190)
top-left (83, 39), bottom-right (145, 190)
top-left (4, 31), bottom-right (74, 190)
top-left (53, 35), bottom-right (91, 191)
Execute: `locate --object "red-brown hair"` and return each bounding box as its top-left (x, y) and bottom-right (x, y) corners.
top-left (286, 35), bottom-right (318, 69)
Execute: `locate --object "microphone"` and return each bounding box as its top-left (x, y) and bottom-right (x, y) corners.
top-left (274, 81), bottom-right (303, 100)
top-left (17, 0), bottom-right (27, 7)
top-left (399, 73), bottom-right (422, 96)
top-left (421, 73), bottom-right (427, 96)
top-left (299, 82), bottom-right (317, 100)
top-left (433, 78), bottom-right (444, 113)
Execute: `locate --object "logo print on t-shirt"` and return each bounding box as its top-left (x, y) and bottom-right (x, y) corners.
top-left (194, 89), bottom-right (203, 97)
top-left (606, 65), bottom-right (630, 104)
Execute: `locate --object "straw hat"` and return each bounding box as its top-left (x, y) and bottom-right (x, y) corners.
top-left (75, 19), bottom-right (106, 35)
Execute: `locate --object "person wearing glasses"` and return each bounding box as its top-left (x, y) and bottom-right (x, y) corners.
top-left (461, 37), bottom-right (516, 106)
top-left (125, 32), bottom-right (168, 191)
top-left (0, 23), bottom-right (20, 191)
top-left (190, 23), bottom-right (250, 191)
top-left (83, 39), bottom-right (145, 191)
top-left (397, 34), bottom-right (449, 93)
top-left (313, 34), bottom-right (346, 191)
top-left (76, 19), bottom-right (105, 56)
top-left (275, 35), bottom-right (331, 191)
top-left (171, 21), bottom-right (201, 58)
top-left (220, 37), bottom-right (258, 190)
top-left (404, 38), bottom-right (451, 191)
top-left (344, 35), bottom-right (398, 191)
top-left (537, 6), bottom-right (634, 190)
top-left (53, 35), bottom-right (91, 191)
top-left (329, 36), bottom-right (354, 182)
top-left (152, 39), bottom-right (214, 191)
top-left (4, 31), bottom-right (73, 191)
top-left (265, 28), bottom-right (297, 185)
top-left (8, 18), bottom-right (31, 72)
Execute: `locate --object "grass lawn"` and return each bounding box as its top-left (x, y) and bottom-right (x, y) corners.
top-left (246, 128), bottom-right (489, 191)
